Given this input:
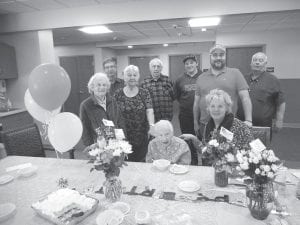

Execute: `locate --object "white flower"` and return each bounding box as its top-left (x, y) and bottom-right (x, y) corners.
top-left (240, 162), bottom-right (249, 170)
top-left (202, 146), bottom-right (207, 153)
top-left (113, 148), bottom-right (122, 157)
top-left (264, 165), bottom-right (271, 172)
top-left (267, 171), bottom-right (274, 178)
top-left (255, 168), bottom-right (261, 175)
top-left (225, 153), bottom-right (235, 162)
top-left (236, 166), bottom-right (241, 171)
top-left (208, 139), bottom-right (219, 147)
top-left (271, 164), bottom-right (278, 172)
top-left (240, 150), bottom-right (246, 155)
top-left (252, 157), bottom-right (259, 164)
top-left (89, 148), bottom-right (102, 157)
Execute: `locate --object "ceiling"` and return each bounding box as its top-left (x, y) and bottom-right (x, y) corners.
top-left (1, 0), bottom-right (300, 48)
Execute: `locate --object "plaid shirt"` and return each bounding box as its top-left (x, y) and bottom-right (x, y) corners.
top-left (141, 74), bottom-right (174, 121)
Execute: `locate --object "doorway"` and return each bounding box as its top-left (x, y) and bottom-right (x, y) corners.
top-left (226, 46), bottom-right (264, 76)
top-left (129, 56), bottom-right (158, 83)
top-left (59, 55), bottom-right (94, 115)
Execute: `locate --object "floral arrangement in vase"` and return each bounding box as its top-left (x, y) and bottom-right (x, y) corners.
top-left (87, 130), bottom-right (132, 202)
top-left (236, 146), bottom-right (282, 220)
top-left (201, 130), bottom-right (239, 187)
top-left (88, 139), bottom-right (132, 178)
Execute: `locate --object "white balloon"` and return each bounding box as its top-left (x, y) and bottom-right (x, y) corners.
top-left (48, 112), bottom-right (83, 153)
top-left (24, 89), bottom-right (61, 123)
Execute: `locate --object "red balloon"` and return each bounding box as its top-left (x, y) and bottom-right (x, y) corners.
top-left (28, 63), bottom-right (71, 110)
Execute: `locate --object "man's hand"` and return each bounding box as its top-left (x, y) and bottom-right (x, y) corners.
top-left (273, 120), bottom-right (283, 133)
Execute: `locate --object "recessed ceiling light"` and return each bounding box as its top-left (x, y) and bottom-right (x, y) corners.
top-left (78, 25), bottom-right (112, 34)
top-left (201, 28), bottom-right (207, 32)
top-left (188, 17), bottom-right (221, 27)
top-left (163, 43), bottom-right (169, 47)
top-left (128, 45), bottom-right (133, 49)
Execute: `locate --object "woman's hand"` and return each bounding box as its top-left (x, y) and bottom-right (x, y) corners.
top-left (83, 143), bottom-right (97, 155)
top-left (179, 133), bottom-right (197, 141)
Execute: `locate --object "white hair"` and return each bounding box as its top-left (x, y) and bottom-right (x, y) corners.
top-left (87, 73), bottom-right (110, 94)
top-left (123, 65), bottom-right (139, 76)
top-left (149, 58), bottom-right (163, 68)
top-left (252, 52), bottom-right (268, 63)
top-left (153, 120), bottom-right (174, 136)
top-left (205, 89), bottom-right (233, 113)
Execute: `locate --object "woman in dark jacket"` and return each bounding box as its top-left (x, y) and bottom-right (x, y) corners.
top-left (80, 73), bottom-right (124, 147)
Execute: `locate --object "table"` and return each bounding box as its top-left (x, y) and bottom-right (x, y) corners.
top-left (0, 156), bottom-right (299, 225)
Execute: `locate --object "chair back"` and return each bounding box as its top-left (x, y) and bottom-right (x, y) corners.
top-left (3, 124), bottom-right (46, 157)
top-left (251, 126), bottom-right (271, 148)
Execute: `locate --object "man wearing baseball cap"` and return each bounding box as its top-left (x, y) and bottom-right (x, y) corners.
top-left (174, 55), bottom-right (202, 135)
top-left (193, 44), bottom-right (253, 139)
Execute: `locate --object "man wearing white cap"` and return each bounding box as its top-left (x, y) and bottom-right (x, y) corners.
top-left (193, 44), bottom-right (252, 138)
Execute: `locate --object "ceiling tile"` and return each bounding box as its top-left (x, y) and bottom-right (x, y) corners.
top-left (220, 14), bottom-right (254, 25)
top-left (130, 21), bottom-right (161, 30)
top-left (251, 11), bottom-right (290, 23)
top-left (158, 18), bottom-right (189, 29)
top-left (242, 23), bottom-right (272, 31)
top-left (0, 2), bottom-right (36, 13)
top-left (108, 23), bottom-right (136, 32)
top-left (22, 0), bottom-right (66, 10)
top-left (284, 11), bottom-right (300, 21)
top-left (217, 24), bottom-right (243, 32)
top-left (56, 0), bottom-right (99, 7)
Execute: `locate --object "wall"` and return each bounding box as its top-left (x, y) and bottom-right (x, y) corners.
top-left (217, 28), bottom-right (300, 79)
top-left (115, 42), bottom-right (212, 77)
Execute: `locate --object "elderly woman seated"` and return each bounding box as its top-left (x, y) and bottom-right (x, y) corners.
top-left (181, 89), bottom-right (253, 165)
top-left (146, 120), bottom-right (191, 165)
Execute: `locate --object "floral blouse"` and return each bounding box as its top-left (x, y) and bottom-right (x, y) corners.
top-left (146, 136), bottom-right (191, 165)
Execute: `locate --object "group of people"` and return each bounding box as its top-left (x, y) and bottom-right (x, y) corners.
top-left (80, 44), bottom-right (286, 165)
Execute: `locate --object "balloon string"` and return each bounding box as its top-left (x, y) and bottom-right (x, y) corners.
top-left (41, 123), bottom-right (49, 141)
top-left (55, 149), bottom-right (60, 159)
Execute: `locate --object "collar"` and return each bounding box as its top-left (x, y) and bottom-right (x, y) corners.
top-left (185, 69), bottom-right (200, 78)
top-left (91, 94), bottom-right (112, 106)
top-left (208, 67), bottom-right (227, 76)
top-left (204, 113), bottom-right (234, 143)
top-left (149, 74), bottom-right (162, 81)
top-left (250, 71), bottom-right (265, 82)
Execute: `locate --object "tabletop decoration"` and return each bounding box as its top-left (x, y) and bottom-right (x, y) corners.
top-left (236, 147), bottom-right (281, 220)
top-left (88, 128), bottom-right (132, 202)
top-left (201, 130), bottom-right (238, 187)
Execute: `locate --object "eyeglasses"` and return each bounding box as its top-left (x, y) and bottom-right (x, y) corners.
top-left (211, 53), bottom-right (225, 58)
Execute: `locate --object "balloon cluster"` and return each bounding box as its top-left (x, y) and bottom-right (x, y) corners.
top-left (25, 63), bottom-right (83, 153)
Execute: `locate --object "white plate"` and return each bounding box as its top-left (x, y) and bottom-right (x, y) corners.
top-left (96, 209), bottom-right (124, 225)
top-left (108, 202), bottom-right (130, 214)
top-left (17, 165), bottom-right (37, 178)
top-left (0, 175), bottom-right (14, 185)
top-left (0, 203), bottom-right (16, 222)
top-left (169, 164), bottom-right (189, 174)
top-left (178, 180), bottom-right (200, 192)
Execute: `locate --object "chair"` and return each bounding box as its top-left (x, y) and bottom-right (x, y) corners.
top-left (252, 126), bottom-right (271, 148)
top-left (2, 124), bottom-right (46, 157)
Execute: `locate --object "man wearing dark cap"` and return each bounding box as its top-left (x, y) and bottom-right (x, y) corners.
top-left (193, 44), bottom-right (253, 138)
top-left (103, 57), bottom-right (124, 95)
top-left (174, 55), bottom-right (202, 135)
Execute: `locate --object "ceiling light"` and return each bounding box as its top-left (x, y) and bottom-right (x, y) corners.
top-left (163, 43), bottom-right (169, 47)
top-left (201, 28), bottom-right (207, 32)
top-left (78, 25), bottom-right (112, 34)
top-left (188, 17), bottom-right (221, 27)
top-left (128, 45), bottom-right (133, 49)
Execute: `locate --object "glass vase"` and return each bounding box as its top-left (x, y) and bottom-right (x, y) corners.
top-left (103, 176), bottom-right (122, 202)
top-left (214, 167), bottom-right (228, 187)
top-left (246, 181), bottom-right (274, 220)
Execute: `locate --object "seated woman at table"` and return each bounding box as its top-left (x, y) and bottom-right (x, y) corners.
top-left (146, 120), bottom-right (191, 165)
top-left (181, 89), bottom-right (253, 165)
top-left (80, 73), bottom-right (125, 147)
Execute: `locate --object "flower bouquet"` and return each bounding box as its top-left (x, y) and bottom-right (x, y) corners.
top-left (236, 147), bottom-right (281, 220)
top-left (87, 138), bottom-right (132, 202)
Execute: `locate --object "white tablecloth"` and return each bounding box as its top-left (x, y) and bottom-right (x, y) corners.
top-left (0, 156), bottom-right (299, 225)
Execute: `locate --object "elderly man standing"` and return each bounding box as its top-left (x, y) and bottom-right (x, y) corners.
top-left (103, 57), bottom-right (124, 95)
top-left (141, 58), bottom-right (174, 122)
top-left (174, 55), bottom-right (202, 135)
top-left (193, 44), bottom-right (252, 138)
top-left (238, 52), bottom-right (285, 133)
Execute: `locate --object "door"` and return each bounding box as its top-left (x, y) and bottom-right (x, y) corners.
top-left (59, 55), bottom-right (94, 115)
top-left (169, 54), bottom-right (201, 82)
top-left (226, 46), bottom-right (263, 76)
top-left (129, 56), bottom-right (158, 83)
